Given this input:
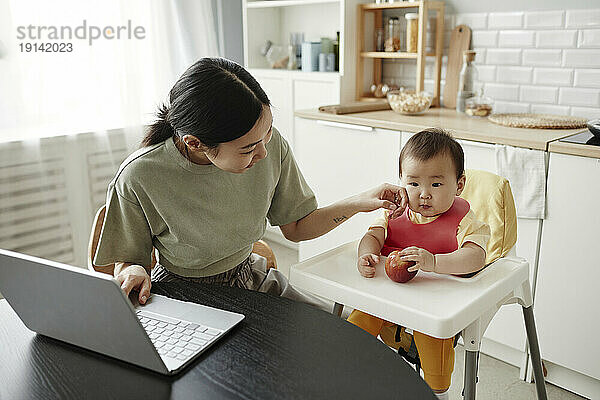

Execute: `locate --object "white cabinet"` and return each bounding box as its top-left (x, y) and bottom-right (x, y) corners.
top-left (402, 133), bottom-right (543, 369)
top-left (251, 69), bottom-right (340, 147)
top-left (534, 153), bottom-right (600, 397)
top-left (294, 117), bottom-right (401, 261)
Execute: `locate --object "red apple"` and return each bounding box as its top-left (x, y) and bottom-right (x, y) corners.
top-left (385, 250), bottom-right (417, 283)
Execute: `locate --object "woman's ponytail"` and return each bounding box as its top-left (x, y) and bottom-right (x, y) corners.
top-left (141, 103), bottom-right (175, 147)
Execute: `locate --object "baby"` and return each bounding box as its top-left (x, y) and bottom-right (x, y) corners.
top-left (347, 128), bottom-right (491, 399)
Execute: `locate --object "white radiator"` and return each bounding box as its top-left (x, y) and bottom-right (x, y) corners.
top-left (0, 129), bottom-right (135, 271)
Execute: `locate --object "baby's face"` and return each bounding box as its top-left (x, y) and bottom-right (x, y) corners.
top-left (400, 153), bottom-right (465, 217)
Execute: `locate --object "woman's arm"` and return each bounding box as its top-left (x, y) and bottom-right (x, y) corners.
top-left (279, 183), bottom-right (407, 242)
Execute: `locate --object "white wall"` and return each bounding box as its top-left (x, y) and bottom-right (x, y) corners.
top-left (383, 8), bottom-right (600, 119)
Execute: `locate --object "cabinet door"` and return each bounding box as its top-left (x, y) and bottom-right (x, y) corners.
top-left (293, 74), bottom-right (340, 111)
top-left (535, 153), bottom-right (600, 381)
top-left (250, 70), bottom-right (293, 145)
top-left (295, 117), bottom-right (400, 260)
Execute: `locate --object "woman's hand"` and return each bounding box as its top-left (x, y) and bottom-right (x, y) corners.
top-left (115, 264), bottom-right (152, 304)
top-left (400, 246), bottom-right (436, 272)
top-left (357, 253), bottom-right (380, 278)
top-left (354, 183), bottom-right (408, 219)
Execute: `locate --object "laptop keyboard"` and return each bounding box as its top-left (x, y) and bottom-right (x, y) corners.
top-left (136, 310), bottom-right (223, 362)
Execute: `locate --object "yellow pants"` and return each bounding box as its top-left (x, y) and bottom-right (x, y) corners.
top-left (347, 309), bottom-right (455, 392)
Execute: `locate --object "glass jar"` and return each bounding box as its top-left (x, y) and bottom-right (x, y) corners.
top-left (405, 13), bottom-right (418, 53)
top-left (456, 50), bottom-right (478, 112)
top-left (375, 28), bottom-right (385, 52)
top-left (385, 17), bottom-right (401, 52)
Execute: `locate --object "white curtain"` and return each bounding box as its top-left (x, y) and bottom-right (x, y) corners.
top-left (0, 0), bottom-right (220, 143)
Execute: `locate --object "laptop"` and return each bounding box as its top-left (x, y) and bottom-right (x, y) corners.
top-left (0, 248), bottom-right (245, 375)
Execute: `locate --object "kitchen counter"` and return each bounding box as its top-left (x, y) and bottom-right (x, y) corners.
top-left (548, 140), bottom-right (600, 159)
top-left (295, 107), bottom-right (583, 152)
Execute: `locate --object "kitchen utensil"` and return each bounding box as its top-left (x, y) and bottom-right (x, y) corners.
top-left (488, 113), bottom-right (588, 129)
top-left (443, 25), bottom-right (471, 109)
top-left (587, 119), bottom-right (600, 138)
top-left (318, 101), bottom-right (391, 115)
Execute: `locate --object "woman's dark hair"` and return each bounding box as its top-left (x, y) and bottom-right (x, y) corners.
top-left (141, 58), bottom-right (271, 148)
top-left (399, 128), bottom-right (464, 181)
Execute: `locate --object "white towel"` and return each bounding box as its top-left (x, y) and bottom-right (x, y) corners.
top-left (495, 145), bottom-right (547, 219)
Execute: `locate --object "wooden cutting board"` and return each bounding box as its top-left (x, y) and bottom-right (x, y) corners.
top-left (443, 25), bottom-right (471, 109)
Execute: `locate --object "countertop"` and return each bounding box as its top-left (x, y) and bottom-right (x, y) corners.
top-left (295, 107), bottom-right (590, 154)
top-left (547, 140), bottom-right (600, 159)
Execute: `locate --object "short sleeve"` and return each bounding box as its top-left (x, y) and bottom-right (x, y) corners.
top-left (267, 137), bottom-right (318, 226)
top-left (93, 184), bottom-right (154, 268)
top-left (457, 209), bottom-right (491, 256)
top-left (369, 209), bottom-right (390, 238)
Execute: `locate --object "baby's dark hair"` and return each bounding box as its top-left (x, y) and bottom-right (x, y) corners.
top-left (399, 128), bottom-right (464, 181)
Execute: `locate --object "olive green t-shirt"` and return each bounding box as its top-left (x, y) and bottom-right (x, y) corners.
top-left (93, 128), bottom-right (317, 277)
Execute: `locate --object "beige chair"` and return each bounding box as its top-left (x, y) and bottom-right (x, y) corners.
top-left (88, 205), bottom-right (277, 276)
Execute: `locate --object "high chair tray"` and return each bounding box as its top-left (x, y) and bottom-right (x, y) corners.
top-left (290, 241), bottom-right (529, 339)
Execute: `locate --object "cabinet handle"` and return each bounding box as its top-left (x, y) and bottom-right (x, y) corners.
top-left (317, 120), bottom-right (373, 132)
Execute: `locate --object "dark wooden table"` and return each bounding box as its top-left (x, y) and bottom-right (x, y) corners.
top-left (0, 281), bottom-right (436, 400)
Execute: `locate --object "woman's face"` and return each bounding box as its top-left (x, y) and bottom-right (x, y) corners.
top-left (182, 105), bottom-right (274, 173)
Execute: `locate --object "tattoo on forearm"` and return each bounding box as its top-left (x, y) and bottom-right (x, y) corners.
top-left (333, 215), bottom-right (348, 224)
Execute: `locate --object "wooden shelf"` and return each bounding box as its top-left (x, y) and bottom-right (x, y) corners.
top-left (356, 0), bottom-right (445, 106)
top-left (247, 0), bottom-right (339, 9)
top-left (361, 51), bottom-right (418, 59)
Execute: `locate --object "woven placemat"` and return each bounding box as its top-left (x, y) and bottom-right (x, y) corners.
top-left (488, 113), bottom-right (588, 129)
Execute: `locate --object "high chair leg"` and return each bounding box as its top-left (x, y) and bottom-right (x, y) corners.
top-left (333, 302), bottom-right (343, 318)
top-left (522, 306), bottom-right (548, 400)
top-left (463, 349), bottom-right (479, 400)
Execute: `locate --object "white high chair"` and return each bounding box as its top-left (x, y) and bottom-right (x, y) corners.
top-left (289, 170), bottom-right (547, 400)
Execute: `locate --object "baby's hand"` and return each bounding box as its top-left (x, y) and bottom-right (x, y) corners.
top-left (399, 246), bottom-right (435, 272)
top-left (357, 253), bottom-right (380, 278)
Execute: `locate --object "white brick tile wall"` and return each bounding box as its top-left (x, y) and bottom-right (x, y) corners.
top-left (472, 31), bottom-right (498, 48)
top-left (563, 49), bottom-right (600, 68)
top-left (566, 9), bottom-right (600, 29)
top-left (578, 30), bottom-right (600, 48)
top-left (455, 13), bottom-right (487, 30)
top-left (570, 107), bottom-right (600, 119)
top-left (536, 31), bottom-right (578, 49)
top-left (574, 69), bottom-right (600, 88)
top-left (522, 49), bottom-right (562, 66)
top-left (473, 48), bottom-right (486, 64)
top-left (488, 12), bottom-right (524, 30)
top-left (497, 66), bottom-right (532, 84)
top-left (486, 49), bottom-right (521, 65)
top-left (477, 65), bottom-right (497, 82)
top-left (494, 101), bottom-right (530, 113)
top-left (534, 68), bottom-right (573, 86)
top-left (559, 87), bottom-right (600, 107)
top-left (485, 83), bottom-right (520, 101)
top-left (524, 11), bottom-right (564, 29)
top-left (498, 31), bottom-right (535, 48)
top-left (520, 85), bottom-right (558, 104)
top-left (531, 104), bottom-right (570, 115)
top-left (381, 8), bottom-right (600, 116)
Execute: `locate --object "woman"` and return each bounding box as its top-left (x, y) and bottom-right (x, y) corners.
top-left (94, 58), bottom-right (407, 307)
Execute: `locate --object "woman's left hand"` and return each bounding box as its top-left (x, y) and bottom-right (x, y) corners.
top-left (355, 183), bottom-right (408, 219)
top-left (401, 246), bottom-right (436, 272)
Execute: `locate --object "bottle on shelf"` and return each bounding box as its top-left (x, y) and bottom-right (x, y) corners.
top-left (385, 17), bottom-right (401, 52)
top-left (456, 50), bottom-right (478, 113)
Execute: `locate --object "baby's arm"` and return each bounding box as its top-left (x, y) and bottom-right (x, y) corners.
top-left (357, 227), bottom-right (386, 278)
top-left (432, 242), bottom-right (486, 275)
top-left (403, 242), bottom-right (486, 275)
